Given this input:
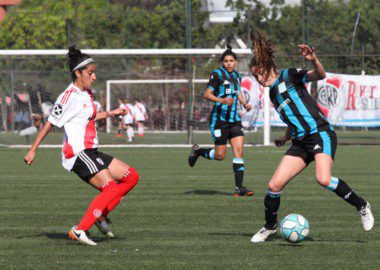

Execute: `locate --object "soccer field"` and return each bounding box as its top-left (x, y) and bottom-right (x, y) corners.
top-left (0, 146), bottom-right (379, 269)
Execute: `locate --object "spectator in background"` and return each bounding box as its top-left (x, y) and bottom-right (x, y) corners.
top-left (93, 93), bottom-right (103, 113)
top-left (193, 106), bottom-right (200, 129)
top-left (116, 98), bottom-right (125, 138)
top-left (153, 105), bottom-right (165, 130)
top-left (93, 93), bottom-right (104, 129)
top-left (134, 98), bottom-right (148, 137)
top-left (123, 98), bottom-right (135, 142)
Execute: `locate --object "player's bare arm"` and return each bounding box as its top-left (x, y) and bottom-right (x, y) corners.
top-left (95, 108), bottom-right (126, 121)
top-left (24, 121), bottom-right (53, 165)
top-left (238, 92), bottom-right (251, 111)
top-left (274, 126), bottom-right (291, 147)
top-left (298, 45), bottom-right (326, 82)
top-left (203, 88), bottom-right (234, 105)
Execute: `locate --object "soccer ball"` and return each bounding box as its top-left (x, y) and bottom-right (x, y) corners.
top-left (280, 214), bottom-right (310, 243)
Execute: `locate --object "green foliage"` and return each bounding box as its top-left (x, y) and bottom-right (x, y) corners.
top-left (0, 0), bottom-right (378, 74)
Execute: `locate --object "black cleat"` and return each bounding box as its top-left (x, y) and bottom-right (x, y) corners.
top-left (188, 144), bottom-right (200, 167)
top-left (234, 186), bottom-right (254, 197)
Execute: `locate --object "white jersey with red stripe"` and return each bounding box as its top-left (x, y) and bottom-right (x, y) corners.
top-left (48, 83), bottom-right (98, 171)
top-left (134, 102), bottom-right (146, 122)
top-left (118, 102), bottom-right (125, 119)
top-left (123, 103), bottom-right (135, 125)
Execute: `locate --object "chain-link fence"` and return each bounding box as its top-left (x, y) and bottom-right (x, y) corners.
top-left (0, 52), bottom-right (379, 145)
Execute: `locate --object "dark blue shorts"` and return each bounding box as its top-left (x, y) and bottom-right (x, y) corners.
top-left (285, 131), bottom-right (337, 164)
top-left (210, 121), bottom-right (244, 145)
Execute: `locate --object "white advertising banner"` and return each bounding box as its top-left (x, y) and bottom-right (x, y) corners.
top-left (316, 73), bottom-right (380, 127)
top-left (240, 76), bottom-right (286, 128)
top-left (240, 73), bottom-right (380, 128)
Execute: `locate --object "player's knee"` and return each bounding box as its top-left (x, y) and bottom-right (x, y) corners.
top-left (214, 152), bottom-right (225, 160)
top-left (267, 181), bottom-right (283, 193)
top-left (121, 167), bottom-right (140, 186)
top-left (315, 175), bottom-right (330, 187)
top-left (98, 180), bottom-right (118, 192)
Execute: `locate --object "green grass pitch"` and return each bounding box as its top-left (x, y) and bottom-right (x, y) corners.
top-left (0, 146), bottom-right (379, 269)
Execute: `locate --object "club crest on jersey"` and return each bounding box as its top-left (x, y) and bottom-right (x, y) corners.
top-left (278, 82), bottom-right (287, 94)
top-left (53, 104), bottom-right (63, 116)
top-left (96, 158), bottom-right (104, 166)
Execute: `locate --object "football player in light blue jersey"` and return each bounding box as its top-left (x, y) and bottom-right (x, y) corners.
top-left (188, 45), bottom-right (254, 197)
top-left (249, 31), bottom-right (374, 243)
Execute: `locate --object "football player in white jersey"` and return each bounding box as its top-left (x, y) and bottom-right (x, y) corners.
top-left (116, 98), bottom-right (125, 138)
top-left (24, 46), bottom-right (140, 246)
top-left (134, 98), bottom-right (148, 137)
top-left (123, 98), bottom-right (135, 142)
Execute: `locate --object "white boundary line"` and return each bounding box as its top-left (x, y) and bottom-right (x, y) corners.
top-left (3, 144), bottom-right (267, 148)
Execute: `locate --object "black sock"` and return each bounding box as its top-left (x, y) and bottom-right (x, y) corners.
top-left (233, 158), bottom-right (244, 188)
top-left (333, 178), bottom-right (367, 210)
top-left (196, 148), bottom-right (214, 160)
top-left (264, 191), bottom-right (281, 229)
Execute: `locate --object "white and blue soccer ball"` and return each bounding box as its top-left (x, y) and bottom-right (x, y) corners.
top-left (280, 213), bottom-right (310, 243)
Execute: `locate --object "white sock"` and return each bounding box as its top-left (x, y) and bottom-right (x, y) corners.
top-left (138, 126), bottom-right (143, 135)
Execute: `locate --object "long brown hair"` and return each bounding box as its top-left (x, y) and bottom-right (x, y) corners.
top-left (249, 30), bottom-right (276, 76)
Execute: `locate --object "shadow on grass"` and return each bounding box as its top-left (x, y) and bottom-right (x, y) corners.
top-left (209, 232), bottom-right (253, 237)
top-left (16, 233), bottom-right (125, 244)
top-left (208, 233), bottom-right (365, 245)
top-left (184, 189), bottom-right (232, 196)
top-left (305, 237), bottom-right (367, 244)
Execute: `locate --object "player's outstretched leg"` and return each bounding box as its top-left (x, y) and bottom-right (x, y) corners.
top-left (69, 181), bottom-right (120, 245)
top-left (251, 190), bottom-right (281, 243)
top-left (232, 158), bottom-right (253, 196)
top-left (97, 167), bottom-right (140, 237)
top-left (94, 217), bottom-right (114, 238)
top-left (188, 144), bottom-right (215, 167)
top-left (324, 177), bottom-right (374, 231)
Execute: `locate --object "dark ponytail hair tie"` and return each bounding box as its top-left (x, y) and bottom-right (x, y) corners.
top-left (220, 44), bottom-right (237, 62)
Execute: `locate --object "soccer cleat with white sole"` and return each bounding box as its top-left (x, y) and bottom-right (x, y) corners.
top-left (68, 226), bottom-right (97, 246)
top-left (359, 202), bottom-right (374, 232)
top-left (95, 218), bottom-right (114, 238)
top-left (251, 226), bottom-right (277, 243)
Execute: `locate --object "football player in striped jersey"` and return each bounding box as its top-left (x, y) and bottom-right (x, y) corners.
top-left (188, 46), bottom-right (254, 197)
top-left (249, 31), bottom-right (373, 243)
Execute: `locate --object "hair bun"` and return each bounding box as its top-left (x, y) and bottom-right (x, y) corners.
top-left (226, 45), bottom-right (232, 51)
top-left (67, 45), bottom-right (82, 60)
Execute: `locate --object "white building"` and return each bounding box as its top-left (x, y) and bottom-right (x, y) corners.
top-left (203, 0), bottom-right (301, 24)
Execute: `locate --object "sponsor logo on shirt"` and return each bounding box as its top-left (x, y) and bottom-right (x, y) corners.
top-left (277, 98), bottom-right (291, 113)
